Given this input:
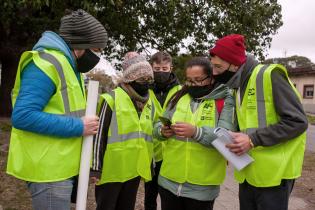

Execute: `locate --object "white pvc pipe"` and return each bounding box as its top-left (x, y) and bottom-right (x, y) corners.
top-left (76, 80), bottom-right (99, 210)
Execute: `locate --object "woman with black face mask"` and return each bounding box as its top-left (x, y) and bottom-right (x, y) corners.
top-left (91, 52), bottom-right (158, 210)
top-left (153, 57), bottom-right (237, 210)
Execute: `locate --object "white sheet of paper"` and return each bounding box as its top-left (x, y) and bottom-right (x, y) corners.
top-left (212, 128), bottom-right (254, 171)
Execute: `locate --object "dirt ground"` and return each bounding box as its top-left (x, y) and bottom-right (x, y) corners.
top-left (1, 117), bottom-right (315, 210)
top-left (291, 151), bottom-right (315, 208)
top-left (0, 118), bottom-right (144, 210)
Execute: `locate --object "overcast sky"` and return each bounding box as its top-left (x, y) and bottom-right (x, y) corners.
top-left (267, 0), bottom-right (315, 62)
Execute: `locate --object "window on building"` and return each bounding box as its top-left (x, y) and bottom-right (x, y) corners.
top-left (303, 85), bottom-right (314, 99)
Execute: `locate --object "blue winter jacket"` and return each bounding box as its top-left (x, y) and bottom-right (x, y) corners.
top-left (11, 31), bottom-right (84, 137)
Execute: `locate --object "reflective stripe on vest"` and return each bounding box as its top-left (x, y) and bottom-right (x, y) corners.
top-left (235, 64), bottom-right (306, 187)
top-left (7, 49), bottom-right (85, 182)
top-left (162, 85), bottom-right (182, 111)
top-left (97, 87), bottom-right (154, 184)
top-left (107, 91), bottom-right (154, 144)
top-left (160, 94), bottom-right (226, 185)
top-left (39, 52), bottom-right (85, 118)
top-left (240, 64), bottom-right (269, 134)
top-left (149, 85), bottom-right (181, 162)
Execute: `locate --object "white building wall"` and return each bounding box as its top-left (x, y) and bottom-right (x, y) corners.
top-left (289, 75), bottom-right (315, 113)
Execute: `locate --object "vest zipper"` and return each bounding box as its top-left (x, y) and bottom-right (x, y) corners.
top-left (176, 183), bottom-right (182, 196)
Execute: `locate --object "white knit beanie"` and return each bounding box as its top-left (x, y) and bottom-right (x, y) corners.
top-left (121, 52), bottom-right (153, 83)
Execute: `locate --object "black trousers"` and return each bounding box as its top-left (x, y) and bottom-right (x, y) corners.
top-left (95, 176), bottom-right (140, 210)
top-left (159, 186), bottom-right (214, 210)
top-left (144, 161), bottom-right (162, 210)
top-left (239, 179), bottom-right (295, 210)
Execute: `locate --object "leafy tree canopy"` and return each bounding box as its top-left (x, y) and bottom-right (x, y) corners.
top-left (1, 0), bottom-right (283, 59)
top-left (0, 0), bottom-right (283, 116)
top-left (264, 55), bottom-right (315, 69)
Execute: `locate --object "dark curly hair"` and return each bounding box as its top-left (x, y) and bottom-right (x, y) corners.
top-left (168, 57), bottom-right (213, 110)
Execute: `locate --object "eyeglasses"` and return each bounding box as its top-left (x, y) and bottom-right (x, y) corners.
top-left (185, 76), bottom-right (210, 86)
top-left (135, 77), bottom-right (154, 85)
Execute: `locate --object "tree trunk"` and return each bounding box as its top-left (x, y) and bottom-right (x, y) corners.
top-left (0, 50), bottom-right (19, 117)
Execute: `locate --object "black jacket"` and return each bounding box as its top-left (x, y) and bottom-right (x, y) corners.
top-left (151, 73), bottom-right (180, 106)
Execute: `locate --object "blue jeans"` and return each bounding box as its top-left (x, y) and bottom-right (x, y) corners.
top-left (27, 178), bottom-right (74, 210)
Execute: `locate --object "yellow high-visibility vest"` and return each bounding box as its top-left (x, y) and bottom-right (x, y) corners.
top-left (98, 87), bottom-right (155, 184)
top-left (160, 94), bottom-right (226, 185)
top-left (149, 85), bottom-right (181, 162)
top-left (235, 64), bottom-right (306, 187)
top-left (7, 49), bottom-right (86, 182)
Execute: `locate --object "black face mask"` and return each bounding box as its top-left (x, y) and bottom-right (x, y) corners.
top-left (187, 85), bottom-right (212, 98)
top-left (130, 81), bottom-right (149, 97)
top-left (213, 70), bottom-right (236, 84)
top-left (76, 49), bottom-right (100, 73)
top-left (154, 72), bottom-right (171, 84)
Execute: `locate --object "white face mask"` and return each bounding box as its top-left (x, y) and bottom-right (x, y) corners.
top-left (92, 50), bottom-right (102, 58)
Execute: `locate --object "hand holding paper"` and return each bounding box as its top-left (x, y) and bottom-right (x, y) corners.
top-left (226, 132), bottom-right (253, 156)
top-left (212, 127), bottom-right (254, 171)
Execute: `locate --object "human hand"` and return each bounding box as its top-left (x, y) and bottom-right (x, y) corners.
top-left (90, 176), bottom-right (99, 184)
top-left (171, 122), bottom-right (196, 138)
top-left (161, 125), bottom-right (175, 138)
top-left (82, 115), bottom-right (99, 136)
top-left (226, 132), bottom-right (253, 156)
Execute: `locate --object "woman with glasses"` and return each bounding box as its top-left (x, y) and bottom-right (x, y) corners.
top-left (91, 52), bottom-right (157, 210)
top-left (153, 57), bottom-right (236, 210)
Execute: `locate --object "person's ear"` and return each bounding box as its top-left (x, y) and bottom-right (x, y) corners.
top-left (230, 64), bottom-right (239, 72)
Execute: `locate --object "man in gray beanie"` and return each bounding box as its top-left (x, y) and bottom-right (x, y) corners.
top-left (7, 9), bottom-right (107, 210)
top-left (59, 9), bottom-right (108, 50)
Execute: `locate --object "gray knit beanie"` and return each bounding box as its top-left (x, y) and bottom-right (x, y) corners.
top-left (59, 9), bottom-right (108, 49)
top-left (122, 52), bottom-right (153, 83)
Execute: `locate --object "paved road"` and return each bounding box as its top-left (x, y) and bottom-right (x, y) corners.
top-left (214, 166), bottom-right (308, 210)
top-left (306, 124), bottom-right (315, 152)
top-left (156, 125), bottom-right (315, 210)
top-left (156, 165), bottom-right (308, 210)
top-left (215, 124), bottom-right (314, 210)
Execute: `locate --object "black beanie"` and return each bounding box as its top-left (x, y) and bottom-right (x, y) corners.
top-left (59, 9), bottom-right (108, 49)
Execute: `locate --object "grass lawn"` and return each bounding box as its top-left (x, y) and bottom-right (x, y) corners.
top-left (307, 114), bottom-right (315, 125)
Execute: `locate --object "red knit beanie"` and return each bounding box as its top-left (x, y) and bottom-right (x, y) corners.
top-left (210, 34), bottom-right (246, 66)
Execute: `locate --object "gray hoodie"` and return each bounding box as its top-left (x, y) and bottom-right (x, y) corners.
top-left (227, 55), bottom-right (308, 146)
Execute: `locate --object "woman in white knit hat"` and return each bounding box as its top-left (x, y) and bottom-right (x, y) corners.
top-left (91, 52), bottom-right (158, 210)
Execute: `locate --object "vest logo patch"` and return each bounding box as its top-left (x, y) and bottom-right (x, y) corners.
top-left (203, 103), bottom-right (213, 109)
top-left (201, 115), bottom-right (212, 120)
top-left (201, 103), bottom-right (213, 115)
top-left (201, 103), bottom-right (213, 120)
top-left (248, 88), bottom-right (255, 96)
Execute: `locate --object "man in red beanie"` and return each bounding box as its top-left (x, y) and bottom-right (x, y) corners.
top-left (210, 34), bottom-right (308, 210)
